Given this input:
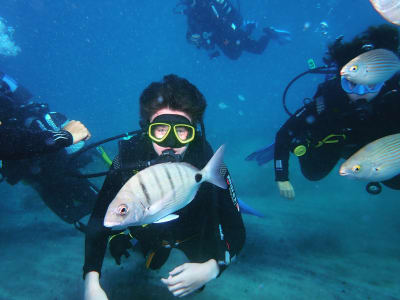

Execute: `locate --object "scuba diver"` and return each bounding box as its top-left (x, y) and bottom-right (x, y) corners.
top-left (176, 0), bottom-right (292, 60)
top-left (0, 72), bottom-right (97, 227)
top-left (83, 74), bottom-right (245, 299)
top-left (272, 24), bottom-right (400, 199)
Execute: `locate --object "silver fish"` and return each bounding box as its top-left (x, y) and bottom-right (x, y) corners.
top-left (340, 48), bottom-right (400, 85)
top-left (370, 0), bottom-right (400, 26)
top-left (104, 145), bottom-right (227, 228)
top-left (339, 134), bottom-right (400, 181)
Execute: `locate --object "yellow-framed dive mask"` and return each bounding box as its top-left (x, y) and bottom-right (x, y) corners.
top-left (148, 114), bottom-right (195, 148)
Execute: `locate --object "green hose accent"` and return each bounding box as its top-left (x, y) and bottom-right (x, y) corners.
top-left (307, 58), bottom-right (316, 70)
top-left (96, 146), bottom-right (113, 167)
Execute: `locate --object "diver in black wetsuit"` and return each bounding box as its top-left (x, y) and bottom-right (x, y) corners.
top-left (0, 72), bottom-right (97, 225)
top-left (274, 25), bottom-right (400, 199)
top-left (83, 74), bottom-right (245, 299)
top-left (178, 0), bottom-right (291, 60)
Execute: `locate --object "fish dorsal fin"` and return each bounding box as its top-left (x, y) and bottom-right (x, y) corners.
top-left (154, 214), bottom-right (179, 223)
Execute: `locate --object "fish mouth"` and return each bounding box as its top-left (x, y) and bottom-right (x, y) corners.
top-left (339, 169), bottom-right (349, 176)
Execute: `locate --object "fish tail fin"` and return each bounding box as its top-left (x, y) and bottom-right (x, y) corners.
top-left (202, 145), bottom-right (227, 189)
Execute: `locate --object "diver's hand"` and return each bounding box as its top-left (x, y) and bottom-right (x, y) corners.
top-left (63, 120), bottom-right (91, 144)
top-left (277, 181), bottom-right (295, 199)
top-left (161, 259), bottom-right (219, 297)
top-left (84, 272), bottom-right (108, 300)
top-left (109, 233), bottom-right (132, 265)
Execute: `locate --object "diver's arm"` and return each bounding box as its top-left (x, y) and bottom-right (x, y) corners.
top-left (205, 143), bottom-right (245, 274)
top-left (83, 164), bottom-right (125, 299)
top-left (83, 165), bottom-right (123, 278)
top-left (215, 168), bottom-right (245, 273)
top-left (162, 145), bottom-right (243, 296)
top-left (0, 85), bottom-right (88, 159)
top-left (274, 121), bottom-right (294, 182)
top-left (275, 122), bottom-right (294, 199)
top-left (274, 116), bottom-right (303, 199)
top-left (160, 142), bottom-right (242, 297)
top-left (0, 126), bottom-right (73, 160)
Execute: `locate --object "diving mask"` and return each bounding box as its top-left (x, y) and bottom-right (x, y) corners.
top-left (341, 76), bottom-right (384, 96)
top-left (148, 114), bottom-right (195, 148)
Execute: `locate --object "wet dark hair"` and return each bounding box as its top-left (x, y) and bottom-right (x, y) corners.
top-left (326, 24), bottom-right (399, 69)
top-left (139, 74), bottom-right (207, 127)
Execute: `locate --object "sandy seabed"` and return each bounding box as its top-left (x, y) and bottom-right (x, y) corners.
top-left (0, 159), bottom-right (399, 300)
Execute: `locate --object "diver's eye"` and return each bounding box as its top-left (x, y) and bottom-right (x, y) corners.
top-left (117, 204), bottom-right (129, 216)
top-left (350, 65), bottom-right (358, 72)
top-left (352, 165), bottom-right (361, 173)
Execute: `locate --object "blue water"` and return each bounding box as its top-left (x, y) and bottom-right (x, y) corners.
top-left (1, 1), bottom-right (399, 299)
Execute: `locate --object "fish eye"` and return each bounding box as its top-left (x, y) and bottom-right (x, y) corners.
top-left (350, 65), bottom-right (358, 72)
top-left (117, 204), bottom-right (129, 216)
top-left (352, 165), bottom-right (361, 173)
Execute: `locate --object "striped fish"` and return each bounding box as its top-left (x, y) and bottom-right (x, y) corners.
top-left (340, 48), bottom-right (400, 85)
top-left (104, 145), bottom-right (227, 228)
top-left (370, 0), bottom-right (400, 26)
top-left (339, 134), bottom-right (400, 181)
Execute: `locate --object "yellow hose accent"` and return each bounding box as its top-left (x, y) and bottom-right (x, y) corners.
top-left (145, 251), bottom-right (156, 269)
top-left (315, 134), bottom-right (346, 148)
top-left (108, 231), bottom-right (125, 243)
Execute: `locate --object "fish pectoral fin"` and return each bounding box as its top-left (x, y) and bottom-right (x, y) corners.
top-left (147, 201), bottom-right (165, 215)
top-left (154, 214), bottom-right (179, 223)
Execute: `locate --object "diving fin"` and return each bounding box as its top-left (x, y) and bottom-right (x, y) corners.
top-left (245, 142), bottom-right (275, 166)
top-left (238, 198), bottom-right (265, 218)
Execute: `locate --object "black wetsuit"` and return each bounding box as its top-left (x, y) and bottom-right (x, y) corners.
top-left (184, 0), bottom-right (270, 60)
top-left (274, 75), bottom-right (400, 189)
top-left (0, 73), bottom-right (97, 224)
top-left (83, 135), bottom-right (245, 278)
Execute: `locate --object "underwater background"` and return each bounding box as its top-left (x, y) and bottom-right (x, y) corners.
top-left (1, 0), bottom-right (399, 299)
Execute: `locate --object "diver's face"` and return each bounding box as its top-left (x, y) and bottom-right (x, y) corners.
top-left (346, 91), bottom-right (379, 102)
top-left (149, 108), bottom-right (192, 156)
